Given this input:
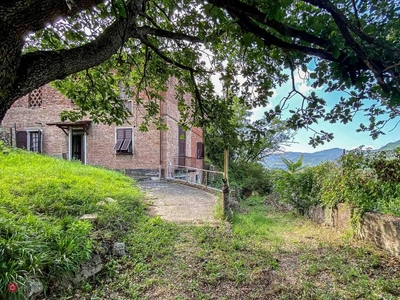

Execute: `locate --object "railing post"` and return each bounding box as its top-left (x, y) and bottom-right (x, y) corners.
top-left (222, 149), bottom-right (230, 219)
top-left (205, 171), bottom-right (208, 188)
top-left (222, 177), bottom-right (230, 220)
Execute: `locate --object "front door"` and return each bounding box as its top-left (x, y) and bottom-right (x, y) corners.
top-left (178, 126), bottom-right (186, 166)
top-left (71, 130), bottom-right (85, 164)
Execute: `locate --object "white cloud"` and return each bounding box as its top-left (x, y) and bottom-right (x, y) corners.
top-left (293, 68), bottom-right (321, 95)
top-left (294, 68), bottom-right (309, 84)
top-left (297, 82), bottom-right (313, 95)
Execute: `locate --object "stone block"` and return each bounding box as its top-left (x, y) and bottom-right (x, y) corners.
top-left (359, 213), bottom-right (400, 259)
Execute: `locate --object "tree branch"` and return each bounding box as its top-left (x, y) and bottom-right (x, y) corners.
top-left (303, 0), bottom-right (379, 47)
top-left (230, 10), bottom-right (337, 62)
top-left (8, 23), bottom-right (203, 108)
top-left (138, 36), bottom-right (205, 73)
top-left (208, 0), bottom-right (329, 48)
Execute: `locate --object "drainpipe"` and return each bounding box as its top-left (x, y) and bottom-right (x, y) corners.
top-left (159, 99), bottom-right (162, 180)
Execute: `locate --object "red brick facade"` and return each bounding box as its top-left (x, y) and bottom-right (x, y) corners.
top-left (2, 82), bottom-right (204, 177)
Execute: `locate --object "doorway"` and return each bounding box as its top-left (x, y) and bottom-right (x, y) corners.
top-left (70, 130), bottom-right (85, 164)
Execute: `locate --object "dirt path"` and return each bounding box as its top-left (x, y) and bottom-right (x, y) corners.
top-left (136, 180), bottom-right (219, 225)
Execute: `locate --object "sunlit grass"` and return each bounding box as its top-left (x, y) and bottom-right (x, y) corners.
top-left (0, 146), bottom-right (144, 299)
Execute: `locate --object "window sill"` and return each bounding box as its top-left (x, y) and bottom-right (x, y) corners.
top-left (115, 152), bottom-right (133, 156)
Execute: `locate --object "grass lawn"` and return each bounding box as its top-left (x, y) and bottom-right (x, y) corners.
top-left (0, 145), bottom-right (145, 299)
top-left (57, 199), bottom-right (400, 299)
top-left (1, 145), bottom-right (400, 299)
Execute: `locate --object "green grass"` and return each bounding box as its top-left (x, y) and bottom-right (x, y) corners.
top-left (0, 145), bottom-right (144, 299)
top-left (2, 145), bottom-right (400, 299)
top-left (54, 195), bottom-right (400, 300)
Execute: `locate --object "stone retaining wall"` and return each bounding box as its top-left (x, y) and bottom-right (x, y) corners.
top-left (308, 204), bottom-right (400, 259)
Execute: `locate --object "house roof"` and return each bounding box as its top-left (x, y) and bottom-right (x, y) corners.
top-left (46, 120), bottom-right (91, 135)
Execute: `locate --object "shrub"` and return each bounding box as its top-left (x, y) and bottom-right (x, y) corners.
top-left (312, 161), bottom-right (344, 208)
top-left (271, 156), bottom-right (318, 214)
top-left (338, 148), bottom-right (400, 216)
top-left (269, 147), bottom-right (400, 218)
top-left (0, 147), bottom-right (144, 298)
top-left (229, 162), bottom-right (272, 197)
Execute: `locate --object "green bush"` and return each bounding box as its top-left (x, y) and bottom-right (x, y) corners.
top-left (271, 156), bottom-right (318, 214)
top-left (312, 161), bottom-right (344, 208)
top-left (0, 147), bottom-right (144, 298)
top-left (229, 162), bottom-right (272, 197)
top-left (337, 148), bottom-right (400, 216)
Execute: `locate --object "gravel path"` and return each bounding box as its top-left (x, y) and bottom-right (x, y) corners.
top-left (136, 180), bottom-right (219, 225)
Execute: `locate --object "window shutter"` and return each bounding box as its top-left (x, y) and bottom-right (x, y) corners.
top-left (124, 128), bottom-right (132, 139)
top-left (197, 142), bottom-right (204, 159)
top-left (120, 129), bottom-right (132, 151)
top-left (16, 131), bottom-right (28, 149)
top-left (120, 139), bottom-right (131, 151)
top-left (115, 128), bottom-right (133, 153)
top-left (116, 129), bottom-right (124, 139)
top-left (114, 129), bottom-right (124, 150)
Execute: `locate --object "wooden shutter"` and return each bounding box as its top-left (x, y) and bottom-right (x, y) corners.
top-left (16, 131), bottom-right (27, 149)
top-left (114, 129), bottom-right (124, 150)
top-left (120, 129), bottom-right (132, 151)
top-left (197, 142), bottom-right (204, 159)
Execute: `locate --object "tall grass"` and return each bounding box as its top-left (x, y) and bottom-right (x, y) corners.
top-left (0, 145), bottom-right (144, 299)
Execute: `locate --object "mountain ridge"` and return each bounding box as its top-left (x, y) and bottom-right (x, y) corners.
top-left (264, 140), bottom-right (400, 169)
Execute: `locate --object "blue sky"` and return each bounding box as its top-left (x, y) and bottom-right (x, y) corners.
top-left (211, 66), bottom-right (399, 153)
top-left (249, 69), bottom-right (400, 153)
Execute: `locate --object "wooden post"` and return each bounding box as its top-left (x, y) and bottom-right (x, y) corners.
top-left (222, 150), bottom-right (230, 219)
top-left (224, 149), bottom-right (229, 181)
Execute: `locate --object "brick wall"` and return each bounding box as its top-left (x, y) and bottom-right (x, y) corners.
top-left (160, 78), bottom-right (204, 173)
top-left (2, 81), bottom-right (203, 174)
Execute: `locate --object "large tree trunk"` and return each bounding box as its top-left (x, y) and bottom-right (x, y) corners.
top-left (0, 29), bottom-right (24, 120)
top-left (0, 0), bottom-right (104, 121)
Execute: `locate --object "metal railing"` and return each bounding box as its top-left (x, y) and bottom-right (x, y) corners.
top-left (174, 155), bottom-right (203, 168)
top-left (167, 164), bottom-right (224, 191)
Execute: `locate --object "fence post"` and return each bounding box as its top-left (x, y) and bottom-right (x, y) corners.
top-left (222, 150), bottom-right (230, 219)
top-left (222, 178), bottom-right (230, 220)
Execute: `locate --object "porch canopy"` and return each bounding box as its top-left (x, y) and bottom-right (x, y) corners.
top-left (46, 120), bottom-right (91, 135)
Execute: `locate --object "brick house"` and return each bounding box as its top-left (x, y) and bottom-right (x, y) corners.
top-left (1, 81), bottom-right (204, 178)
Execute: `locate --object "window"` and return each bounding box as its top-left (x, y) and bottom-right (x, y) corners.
top-left (119, 82), bottom-right (133, 115)
top-left (196, 142), bottom-right (204, 159)
top-left (123, 100), bottom-right (133, 115)
top-left (114, 128), bottom-right (133, 154)
top-left (28, 87), bottom-right (43, 108)
top-left (16, 130), bottom-right (42, 153)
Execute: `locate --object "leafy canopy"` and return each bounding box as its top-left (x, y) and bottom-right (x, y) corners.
top-left (1, 0), bottom-right (399, 146)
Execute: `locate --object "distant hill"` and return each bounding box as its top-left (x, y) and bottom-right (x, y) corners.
top-left (379, 140), bottom-right (400, 150)
top-left (263, 148), bottom-right (344, 169)
top-left (264, 140), bottom-right (400, 169)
